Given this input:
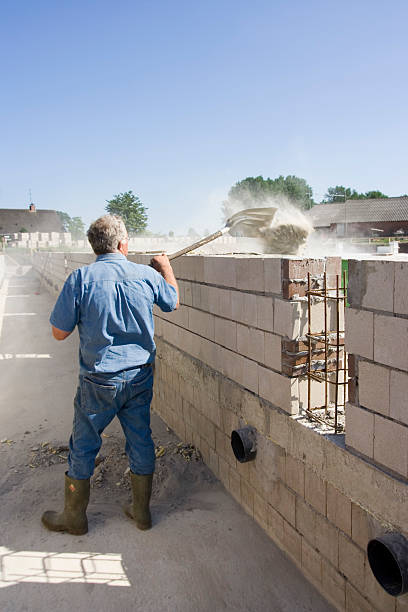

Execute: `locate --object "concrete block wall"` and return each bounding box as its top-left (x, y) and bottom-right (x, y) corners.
top-left (32, 251), bottom-right (95, 295)
top-left (346, 258), bottom-right (408, 480)
top-left (32, 251), bottom-right (408, 610)
top-left (152, 254), bottom-right (343, 414)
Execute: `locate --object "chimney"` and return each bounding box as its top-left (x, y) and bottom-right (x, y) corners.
top-left (29, 203), bottom-right (36, 212)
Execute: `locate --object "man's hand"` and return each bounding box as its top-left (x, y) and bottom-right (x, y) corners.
top-left (150, 254), bottom-right (179, 309)
top-left (150, 254), bottom-right (172, 274)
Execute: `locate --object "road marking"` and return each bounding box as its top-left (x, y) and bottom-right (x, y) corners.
top-left (0, 354), bottom-right (52, 359)
top-left (6, 294), bottom-right (32, 298)
top-left (3, 312), bottom-right (37, 316)
top-left (0, 278), bottom-right (9, 339)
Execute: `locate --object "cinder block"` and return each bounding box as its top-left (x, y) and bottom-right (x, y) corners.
top-left (237, 324), bottom-right (264, 362)
top-left (253, 437), bottom-right (285, 484)
top-left (374, 313), bottom-right (408, 371)
top-left (269, 481), bottom-right (296, 527)
top-left (218, 456), bottom-right (229, 486)
top-left (351, 503), bottom-right (374, 550)
top-left (181, 280), bottom-right (193, 306)
top-left (326, 484), bottom-right (351, 537)
top-left (263, 332), bottom-right (281, 371)
top-left (374, 414), bottom-right (408, 477)
top-left (322, 561), bottom-right (346, 611)
top-left (353, 260), bottom-right (395, 312)
top-left (264, 257), bottom-right (282, 294)
top-left (315, 514), bottom-right (340, 568)
top-left (267, 504), bottom-right (284, 542)
top-left (214, 317), bottom-right (237, 351)
top-left (305, 468), bottom-right (326, 516)
top-left (358, 361), bottom-right (390, 416)
top-left (236, 257), bottom-right (265, 292)
top-left (208, 447), bottom-right (219, 477)
top-left (221, 348), bottom-right (244, 385)
top-left (241, 393), bottom-right (266, 434)
top-left (203, 256), bottom-right (237, 288)
top-left (231, 291), bottom-right (258, 326)
top-left (267, 405), bottom-right (290, 448)
top-left (240, 478), bottom-right (255, 517)
top-left (188, 309), bottom-right (215, 340)
top-left (253, 491), bottom-right (269, 531)
top-left (258, 366), bottom-right (299, 414)
top-left (345, 403), bottom-right (374, 459)
top-left (207, 286), bottom-right (220, 314)
top-left (346, 583), bottom-right (372, 612)
top-left (273, 298), bottom-right (301, 339)
top-left (285, 455), bottom-right (305, 497)
top-left (298, 377), bottom-right (326, 411)
top-left (215, 288), bottom-right (233, 319)
top-left (282, 520), bottom-right (302, 563)
top-left (345, 308), bottom-right (374, 360)
top-left (390, 369), bottom-right (408, 425)
top-left (339, 532), bottom-right (365, 592)
top-left (301, 538), bottom-right (322, 585)
top-left (199, 414), bottom-right (216, 449)
top-left (256, 295), bottom-right (274, 332)
top-left (192, 283), bottom-right (209, 310)
top-left (395, 262), bottom-right (408, 315)
top-left (238, 356), bottom-right (259, 394)
top-left (228, 467), bottom-right (241, 504)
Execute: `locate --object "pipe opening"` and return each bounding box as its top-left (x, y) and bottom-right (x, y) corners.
top-left (231, 427), bottom-right (256, 463)
top-left (367, 533), bottom-right (408, 597)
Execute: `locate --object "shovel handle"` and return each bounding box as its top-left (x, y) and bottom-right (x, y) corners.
top-left (168, 229), bottom-right (226, 261)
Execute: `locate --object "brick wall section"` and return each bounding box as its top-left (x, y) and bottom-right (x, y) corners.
top-left (346, 258), bottom-right (408, 480)
top-left (33, 251), bottom-right (408, 610)
top-left (153, 337), bottom-right (407, 612)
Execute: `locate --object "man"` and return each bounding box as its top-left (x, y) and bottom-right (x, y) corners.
top-left (41, 214), bottom-right (179, 535)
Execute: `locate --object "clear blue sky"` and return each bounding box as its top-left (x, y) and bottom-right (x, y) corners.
top-left (1, 0), bottom-right (407, 234)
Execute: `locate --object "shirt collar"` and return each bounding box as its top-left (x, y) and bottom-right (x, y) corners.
top-left (96, 252), bottom-right (127, 262)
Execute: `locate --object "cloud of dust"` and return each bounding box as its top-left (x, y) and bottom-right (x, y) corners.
top-left (223, 193), bottom-right (313, 255)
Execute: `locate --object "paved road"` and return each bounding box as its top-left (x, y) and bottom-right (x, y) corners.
top-left (0, 254), bottom-right (333, 612)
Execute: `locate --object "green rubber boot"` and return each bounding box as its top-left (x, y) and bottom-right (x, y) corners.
top-left (41, 472), bottom-right (90, 535)
top-left (124, 472), bottom-right (153, 530)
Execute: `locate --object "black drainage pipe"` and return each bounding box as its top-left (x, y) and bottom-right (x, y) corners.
top-left (367, 533), bottom-right (408, 596)
top-left (231, 427), bottom-right (256, 463)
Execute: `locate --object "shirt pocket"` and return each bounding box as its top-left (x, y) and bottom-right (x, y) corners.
top-left (82, 377), bottom-right (118, 414)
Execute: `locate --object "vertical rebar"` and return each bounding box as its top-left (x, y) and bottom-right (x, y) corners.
top-left (334, 275), bottom-right (340, 432)
top-left (343, 270), bottom-right (347, 411)
top-left (307, 273), bottom-right (311, 414)
top-left (324, 272), bottom-right (328, 415)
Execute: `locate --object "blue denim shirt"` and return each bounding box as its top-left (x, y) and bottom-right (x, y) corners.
top-left (50, 253), bottom-right (177, 374)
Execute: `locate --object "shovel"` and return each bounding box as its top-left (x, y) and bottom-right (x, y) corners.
top-left (168, 207), bottom-right (277, 261)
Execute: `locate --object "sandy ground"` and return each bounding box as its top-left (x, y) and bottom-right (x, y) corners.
top-left (0, 253), bottom-right (334, 612)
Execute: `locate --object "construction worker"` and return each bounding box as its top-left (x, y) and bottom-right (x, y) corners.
top-left (41, 214), bottom-right (179, 535)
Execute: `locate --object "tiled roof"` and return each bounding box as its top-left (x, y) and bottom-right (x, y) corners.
top-left (306, 197), bottom-right (408, 227)
top-left (0, 209), bottom-right (63, 233)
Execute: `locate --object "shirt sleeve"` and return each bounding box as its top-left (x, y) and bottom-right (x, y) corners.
top-left (49, 272), bottom-right (80, 332)
top-left (154, 275), bottom-right (178, 312)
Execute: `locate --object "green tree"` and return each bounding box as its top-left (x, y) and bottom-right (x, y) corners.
top-left (223, 175), bottom-right (314, 218)
top-left (323, 186), bottom-right (389, 203)
top-left (364, 190), bottom-right (388, 199)
top-left (57, 211), bottom-right (85, 239)
top-left (69, 217), bottom-right (86, 240)
top-left (106, 190), bottom-right (148, 235)
top-left (57, 211), bottom-right (71, 232)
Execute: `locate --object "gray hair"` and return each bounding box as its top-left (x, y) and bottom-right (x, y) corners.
top-left (87, 214), bottom-right (128, 255)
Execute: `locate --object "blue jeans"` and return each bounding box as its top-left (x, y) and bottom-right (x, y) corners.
top-left (68, 365), bottom-right (155, 480)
